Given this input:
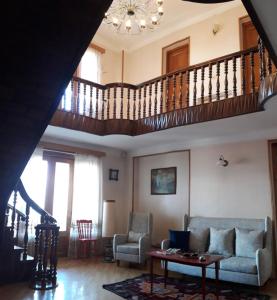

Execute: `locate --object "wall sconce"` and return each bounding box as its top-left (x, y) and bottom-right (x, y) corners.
top-left (212, 23), bottom-right (221, 35)
top-left (216, 155), bottom-right (229, 167)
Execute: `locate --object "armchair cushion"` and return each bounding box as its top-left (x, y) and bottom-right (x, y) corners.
top-left (169, 230), bottom-right (190, 251)
top-left (236, 228), bottom-right (264, 258)
top-left (117, 243), bottom-right (140, 255)
top-left (128, 231), bottom-right (145, 243)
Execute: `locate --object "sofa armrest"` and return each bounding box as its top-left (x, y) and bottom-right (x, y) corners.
top-left (256, 248), bottom-right (272, 286)
top-left (161, 239), bottom-right (170, 250)
top-left (138, 235), bottom-right (150, 263)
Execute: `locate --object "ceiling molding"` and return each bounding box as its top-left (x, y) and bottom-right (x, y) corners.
top-left (95, 1), bottom-right (243, 53)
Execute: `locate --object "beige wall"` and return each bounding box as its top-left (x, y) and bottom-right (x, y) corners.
top-left (133, 151), bottom-right (190, 245)
top-left (129, 139), bottom-right (273, 246)
top-left (125, 5), bottom-right (247, 84)
top-left (190, 140), bottom-right (272, 219)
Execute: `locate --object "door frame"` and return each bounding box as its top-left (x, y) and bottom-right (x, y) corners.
top-left (162, 37), bottom-right (190, 75)
top-left (268, 139), bottom-right (277, 277)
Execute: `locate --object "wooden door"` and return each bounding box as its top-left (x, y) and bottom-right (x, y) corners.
top-left (271, 143), bottom-right (277, 273)
top-left (242, 20), bottom-right (260, 94)
top-left (166, 44), bottom-right (189, 110)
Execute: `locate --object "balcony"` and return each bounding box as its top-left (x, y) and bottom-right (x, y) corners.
top-left (50, 42), bottom-right (275, 136)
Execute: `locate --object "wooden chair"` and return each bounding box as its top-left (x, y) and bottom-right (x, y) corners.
top-left (76, 220), bottom-right (97, 258)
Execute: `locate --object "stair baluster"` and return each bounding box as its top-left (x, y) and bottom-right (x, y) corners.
top-left (224, 59), bottom-right (228, 99)
top-left (23, 203), bottom-right (30, 260)
top-left (133, 89), bottom-right (136, 120)
top-left (208, 64), bottom-right (212, 103)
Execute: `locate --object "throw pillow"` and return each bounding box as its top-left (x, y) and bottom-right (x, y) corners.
top-left (169, 230), bottom-right (190, 251)
top-left (208, 228), bottom-right (234, 256)
top-left (235, 228), bottom-right (264, 258)
top-left (128, 231), bottom-right (145, 243)
top-left (188, 227), bottom-right (209, 253)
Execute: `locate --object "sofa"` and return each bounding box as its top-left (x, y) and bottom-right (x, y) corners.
top-left (161, 215), bottom-right (272, 286)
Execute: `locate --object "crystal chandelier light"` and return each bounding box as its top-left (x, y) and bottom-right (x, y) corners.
top-left (103, 0), bottom-right (164, 35)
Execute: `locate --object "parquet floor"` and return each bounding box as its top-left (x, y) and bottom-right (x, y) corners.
top-left (0, 257), bottom-right (276, 300)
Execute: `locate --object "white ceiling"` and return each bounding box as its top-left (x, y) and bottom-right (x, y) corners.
top-left (43, 96), bottom-right (277, 157)
top-left (94, 0), bottom-right (242, 52)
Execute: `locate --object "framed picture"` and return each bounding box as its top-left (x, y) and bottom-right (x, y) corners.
top-left (109, 169), bottom-right (119, 181)
top-left (151, 167), bottom-right (177, 195)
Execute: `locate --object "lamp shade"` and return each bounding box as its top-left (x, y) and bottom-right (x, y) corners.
top-left (102, 200), bottom-right (116, 238)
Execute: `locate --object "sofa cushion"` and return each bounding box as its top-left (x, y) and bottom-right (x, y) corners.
top-left (117, 243), bottom-right (139, 255)
top-left (188, 227), bottom-right (209, 253)
top-left (220, 256), bottom-right (257, 274)
top-left (169, 230), bottom-right (190, 251)
top-left (128, 231), bottom-right (145, 243)
top-left (208, 228), bottom-right (234, 256)
top-left (235, 228), bottom-right (264, 258)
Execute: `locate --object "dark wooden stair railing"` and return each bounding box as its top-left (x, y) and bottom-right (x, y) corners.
top-left (4, 180), bottom-right (59, 289)
top-left (52, 41), bottom-right (276, 136)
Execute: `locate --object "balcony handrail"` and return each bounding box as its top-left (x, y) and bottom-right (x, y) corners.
top-left (72, 46), bottom-right (259, 91)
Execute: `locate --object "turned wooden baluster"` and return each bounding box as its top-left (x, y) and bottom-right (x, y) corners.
top-left (127, 88), bottom-right (131, 119)
top-left (224, 59), bottom-right (228, 99)
top-left (42, 227), bottom-right (50, 288)
top-left (268, 57), bottom-right (273, 75)
top-left (250, 51), bottom-right (255, 94)
top-left (15, 214), bottom-right (21, 243)
top-left (120, 85), bottom-right (123, 119)
top-left (23, 203), bottom-right (30, 260)
top-left (160, 78), bottom-right (164, 113)
top-left (233, 57), bottom-right (237, 97)
top-left (148, 83), bottom-right (152, 116)
top-left (143, 85), bottom-right (147, 118)
top-left (83, 83), bottom-right (87, 115)
top-left (172, 74), bottom-right (177, 110)
top-left (133, 89), bottom-right (137, 120)
top-left (201, 66), bottom-right (205, 104)
top-left (241, 54), bottom-right (246, 95)
top-left (76, 81), bottom-right (81, 114)
top-left (258, 38), bottom-right (266, 80)
top-left (179, 73), bottom-right (183, 108)
top-left (101, 89), bottom-right (105, 120)
top-left (107, 88), bottom-right (110, 119)
top-left (51, 227), bottom-right (59, 286)
top-left (216, 62), bottom-right (220, 101)
top-left (186, 71), bottom-right (190, 107)
top-left (193, 69), bottom-right (197, 106)
top-left (113, 87), bottom-right (117, 119)
top-left (138, 87), bottom-right (142, 118)
top-left (32, 227), bottom-right (40, 284)
top-left (208, 64), bottom-right (212, 103)
top-left (89, 85), bottom-right (93, 118)
top-left (95, 88), bottom-right (99, 119)
top-left (154, 81), bottom-right (158, 115)
top-left (11, 190), bottom-right (18, 236)
top-left (166, 77), bottom-right (169, 111)
top-left (71, 79), bottom-right (75, 112)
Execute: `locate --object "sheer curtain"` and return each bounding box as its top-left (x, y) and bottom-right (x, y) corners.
top-left (68, 154), bottom-right (102, 258)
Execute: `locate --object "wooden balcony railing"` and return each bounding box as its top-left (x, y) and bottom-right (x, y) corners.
top-left (52, 39), bottom-right (275, 136)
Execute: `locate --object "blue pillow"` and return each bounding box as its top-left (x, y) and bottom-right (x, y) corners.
top-left (169, 230), bottom-right (190, 251)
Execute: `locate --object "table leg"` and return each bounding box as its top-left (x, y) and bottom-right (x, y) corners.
top-left (150, 256), bottom-right (154, 294)
top-left (164, 260), bottom-right (168, 288)
top-left (202, 266), bottom-right (206, 300)
top-left (215, 261), bottom-right (219, 300)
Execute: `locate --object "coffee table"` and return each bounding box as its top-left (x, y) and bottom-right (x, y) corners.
top-left (148, 250), bottom-right (223, 300)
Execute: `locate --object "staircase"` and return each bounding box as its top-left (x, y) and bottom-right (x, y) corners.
top-left (1, 180), bottom-right (59, 289)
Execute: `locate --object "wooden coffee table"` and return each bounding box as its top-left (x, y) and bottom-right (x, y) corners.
top-left (148, 250), bottom-right (223, 300)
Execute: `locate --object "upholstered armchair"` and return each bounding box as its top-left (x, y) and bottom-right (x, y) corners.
top-left (113, 212), bottom-right (153, 265)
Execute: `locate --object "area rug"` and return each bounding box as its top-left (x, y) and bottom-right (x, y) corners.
top-left (103, 274), bottom-right (270, 300)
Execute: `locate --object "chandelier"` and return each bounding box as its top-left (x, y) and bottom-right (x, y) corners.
top-left (103, 0), bottom-right (164, 35)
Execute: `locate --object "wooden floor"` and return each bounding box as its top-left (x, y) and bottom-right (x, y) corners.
top-left (0, 257), bottom-right (277, 300)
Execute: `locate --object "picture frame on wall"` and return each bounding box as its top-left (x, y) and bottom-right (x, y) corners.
top-left (109, 169), bottom-right (119, 181)
top-left (151, 167), bottom-right (177, 195)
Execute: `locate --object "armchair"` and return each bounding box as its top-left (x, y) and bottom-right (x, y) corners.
top-left (113, 212), bottom-right (153, 265)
